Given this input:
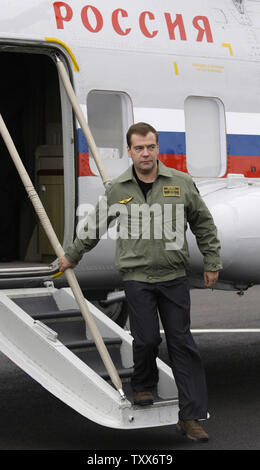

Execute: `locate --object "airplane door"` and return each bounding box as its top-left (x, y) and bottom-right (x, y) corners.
top-left (86, 90), bottom-right (133, 179)
top-left (77, 90), bottom-right (133, 209)
top-left (184, 96), bottom-right (227, 178)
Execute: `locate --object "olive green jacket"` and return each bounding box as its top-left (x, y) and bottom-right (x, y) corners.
top-left (65, 161), bottom-right (222, 283)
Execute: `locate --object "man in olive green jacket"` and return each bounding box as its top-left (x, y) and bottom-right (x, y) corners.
top-left (59, 122), bottom-right (222, 442)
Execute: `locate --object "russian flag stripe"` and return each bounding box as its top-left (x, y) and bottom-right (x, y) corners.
top-left (77, 129), bottom-right (260, 157)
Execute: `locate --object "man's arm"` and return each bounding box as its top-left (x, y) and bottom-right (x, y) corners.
top-left (58, 186), bottom-right (116, 272)
top-left (186, 178), bottom-right (222, 285)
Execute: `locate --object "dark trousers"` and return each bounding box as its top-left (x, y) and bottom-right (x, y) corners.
top-left (124, 277), bottom-right (208, 420)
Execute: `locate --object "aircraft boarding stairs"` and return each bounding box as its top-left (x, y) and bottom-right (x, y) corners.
top-left (0, 285), bottom-right (179, 429)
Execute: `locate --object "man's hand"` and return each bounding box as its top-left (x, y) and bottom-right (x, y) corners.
top-left (204, 271), bottom-right (219, 288)
top-left (58, 255), bottom-right (76, 272)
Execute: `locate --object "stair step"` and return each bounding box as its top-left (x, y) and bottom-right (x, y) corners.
top-left (122, 382), bottom-right (176, 404)
top-left (72, 340), bottom-right (132, 382)
top-left (13, 295), bottom-right (134, 388)
top-left (100, 367), bottom-right (134, 381)
top-left (13, 295), bottom-right (58, 314)
top-left (65, 337), bottom-right (122, 350)
top-left (31, 309), bottom-right (82, 321)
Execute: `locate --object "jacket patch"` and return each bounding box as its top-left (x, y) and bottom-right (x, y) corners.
top-left (163, 186), bottom-right (181, 197)
top-left (118, 196), bottom-right (133, 204)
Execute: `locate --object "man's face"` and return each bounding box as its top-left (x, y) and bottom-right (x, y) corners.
top-left (127, 132), bottom-right (158, 174)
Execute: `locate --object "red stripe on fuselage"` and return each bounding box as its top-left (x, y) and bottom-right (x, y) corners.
top-left (78, 153), bottom-right (97, 176)
top-left (158, 154), bottom-right (188, 172)
top-left (223, 155), bottom-right (260, 177)
top-left (159, 155), bottom-right (260, 177)
top-left (78, 153), bottom-right (260, 177)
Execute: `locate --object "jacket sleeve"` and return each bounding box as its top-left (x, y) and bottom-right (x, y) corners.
top-left (64, 184), bottom-right (117, 264)
top-left (186, 178), bottom-right (223, 272)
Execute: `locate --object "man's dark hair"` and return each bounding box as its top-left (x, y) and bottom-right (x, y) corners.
top-left (127, 122), bottom-right (158, 147)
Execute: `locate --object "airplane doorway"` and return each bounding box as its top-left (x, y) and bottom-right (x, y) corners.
top-left (0, 50), bottom-right (64, 272)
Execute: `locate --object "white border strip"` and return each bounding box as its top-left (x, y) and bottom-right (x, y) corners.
top-left (133, 107), bottom-right (260, 136)
top-left (191, 329), bottom-right (260, 333)
top-left (126, 329), bottom-right (260, 335)
top-left (79, 104), bottom-right (260, 136)
top-left (133, 107), bottom-right (185, 132)
top-left (162, 329), bottom-right (260, 334)
top-left (226, 112), bottom-right (260, 135)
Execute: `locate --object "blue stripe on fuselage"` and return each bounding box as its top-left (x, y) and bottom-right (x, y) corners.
top-left (77, 129), bottom-right (260, 156)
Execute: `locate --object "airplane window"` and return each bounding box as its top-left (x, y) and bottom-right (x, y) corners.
top-left (87, 90), bottom-right (132, 160)
top-left (184, 96), bottom-right (227, 177)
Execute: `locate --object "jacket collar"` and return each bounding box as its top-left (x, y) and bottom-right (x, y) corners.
top-left (116, 160), bottom-right (172, 183)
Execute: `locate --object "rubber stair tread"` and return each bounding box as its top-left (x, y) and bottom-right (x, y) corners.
top-left (99, 368), bottom-right (134, 380)
top-left (31, 309), bottom-right (82, 320)
top-left (13, 296), bottom-right (58, 314)
top-left (65, 337), bottom-right (122, 349)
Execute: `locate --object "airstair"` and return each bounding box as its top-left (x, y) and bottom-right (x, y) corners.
top-left (0, 285), bottom-right (179, 429)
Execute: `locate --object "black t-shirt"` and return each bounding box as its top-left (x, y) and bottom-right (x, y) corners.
top-left (133, 167), bottom-right (153, 200)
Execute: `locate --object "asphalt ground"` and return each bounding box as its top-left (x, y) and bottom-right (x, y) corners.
top-left (0, 285), bottom-right (259, 460)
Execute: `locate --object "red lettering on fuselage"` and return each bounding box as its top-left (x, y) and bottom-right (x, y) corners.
top-left (53, 1), bottom-right (73, 29)
top-left (139, 11), bottom-right (158, 38)
top-left (52, 2), bottom-right (214, 43)
top-left (81, 5), bottom-right (103, 33)
top-left (193, 16), bottom-right (213, 43)
top-left (112, 9), bottom-right (131, 36)
top-left (164, 13), bottom-right (187, 41)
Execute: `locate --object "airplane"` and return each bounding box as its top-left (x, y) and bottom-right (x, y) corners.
top-left (0, 0), bottom-right (259, 429)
